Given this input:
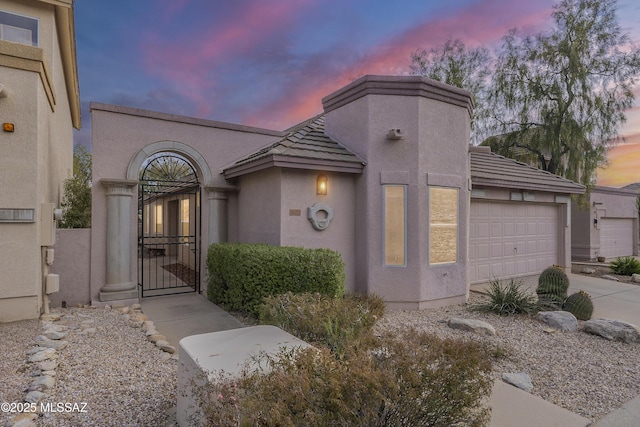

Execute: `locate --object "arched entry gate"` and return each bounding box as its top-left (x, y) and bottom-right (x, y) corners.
top-left (138, 153), bottom-right (201, 297)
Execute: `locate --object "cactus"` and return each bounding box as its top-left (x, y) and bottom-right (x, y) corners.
top-left (536, 266), bottom-right (570, 306)
top-left (563, 290), bottom-right (594, 321)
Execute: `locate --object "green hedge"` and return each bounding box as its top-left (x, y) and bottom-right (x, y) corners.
top-left (206, 243), bottom-right (345, 315)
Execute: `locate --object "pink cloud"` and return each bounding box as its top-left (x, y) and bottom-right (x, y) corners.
top-left (597, 135), bottom-right (640, 187)
top-left (242, 0), bottom-right (555, 129)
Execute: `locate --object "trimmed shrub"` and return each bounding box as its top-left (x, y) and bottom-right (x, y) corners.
top-left (563, 290), bottom-right (594, 321)
top-left (207, 243), bottom-right (345, 315)
top-left (536, 266), bottom-right (570, 308)
top-left (260, 292), bottom-right (385, 356)
top-left (197, 330), bottom-right (492, 427)
top-left (609, 256), bottom-right (640, 276)
top-left (473, 278), bottom-right (537, 316)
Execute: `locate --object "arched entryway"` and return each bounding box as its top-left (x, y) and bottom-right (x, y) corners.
top-left (138, 153), bottom-right (201, 297)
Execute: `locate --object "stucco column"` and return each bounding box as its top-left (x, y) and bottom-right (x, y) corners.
top-left (206, 187), bottom-right (231, 246)
top-left (100, 179), bottom-right (138, 302)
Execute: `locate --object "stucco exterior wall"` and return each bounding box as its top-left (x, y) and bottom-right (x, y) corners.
top-left (0, 0), bottom-right (75, 321)
top-left (324, 76), bottom-right (472, 309)
top-left (234, 168), bottom-right (282, 246)
top-left (279, 169), bottom-right (357, 293)
top-left (49, 228), bottom-right (91, 307)
top-left (571, 187), bottom-right (639, 260)
top-left (90, 105), bottom-right (280, 303)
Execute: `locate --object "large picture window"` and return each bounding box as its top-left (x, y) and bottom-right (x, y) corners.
top-left (384, 185), bottom-right (406, 266)
top-left (429, 187), bottom-right (458, 264)
top-left (0, 11), bottom-right (38, 46)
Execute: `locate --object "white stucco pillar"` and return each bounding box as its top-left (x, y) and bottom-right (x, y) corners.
top-left (100, 179), bottom-right (138, 302)
top-left (207, 188), bottom-right (229, 246)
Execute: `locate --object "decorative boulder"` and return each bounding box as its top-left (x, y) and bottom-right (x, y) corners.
top-left (583, 319), bottom-right (640, 343)
top-left (536, 311), bottom-right (578, 332)
top-left (632, 273), bottom-right (640, 283)
top-left (447, 318), bottom-right (496, 336)
top-left (502, 372), bottom-right (533, 392)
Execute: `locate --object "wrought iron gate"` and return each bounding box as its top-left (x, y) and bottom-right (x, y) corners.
top-left (138, 154), bottom-right (201, 297)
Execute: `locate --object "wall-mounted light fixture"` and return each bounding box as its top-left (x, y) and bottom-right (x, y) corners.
top-left (316, 175), bottom-right (328, 195)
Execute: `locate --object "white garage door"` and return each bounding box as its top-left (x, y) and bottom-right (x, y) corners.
top-left (469, 201), bottom-right (559, 284)
top-left (600, 218), bottom-right (634, 258)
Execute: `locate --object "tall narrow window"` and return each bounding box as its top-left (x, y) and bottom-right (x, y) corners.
top-left (0, 11), bottom-right (38, 46)
top-left (384, 185), bottom-right (406, 266)
top-left (180, 198), bottom-right (189, 238)
top-left (154, 203), bottom-right (163, 234)
top-left (144, 204), bottom-right (150, 235)
top-left (429, 187), bottom-right (458, 264)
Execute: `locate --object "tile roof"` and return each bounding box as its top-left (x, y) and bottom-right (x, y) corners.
top-left (470, 148), bottom-right (585, 194)
top-left (224, 115), bottom-right (365, 178)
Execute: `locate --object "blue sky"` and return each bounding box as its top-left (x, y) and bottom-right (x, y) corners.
top-left (72, 0), bottom-right (640, 185)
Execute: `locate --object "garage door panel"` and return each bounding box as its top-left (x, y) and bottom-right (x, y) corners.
top-left (600, 218), bottom-right (634, 258)
top-left (469, 201), bottom-right (559, 283)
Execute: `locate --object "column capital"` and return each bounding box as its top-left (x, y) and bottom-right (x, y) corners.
top-left (101, 179), bottom-right (138, 197)
top-left (205, 185), bottom-right (236, 200)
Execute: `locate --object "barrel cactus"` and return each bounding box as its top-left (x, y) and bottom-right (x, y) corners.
top-left (563, 290), bottom-right (594, 321)
top-left (536, 266), bottom-right (570, 307)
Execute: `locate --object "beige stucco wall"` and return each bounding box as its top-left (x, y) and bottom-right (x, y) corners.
top-left (0, 0), bottom-right (75, 322)
top-left (571, 186), bottom-right (639, 261)
top-left (90, 105), bottom-right (281, 303)
top-left (49, 228), bottom-right (91, 307)
top-left (279, 169), bottom-right (357, 293)
top-left (323, 76), bottom-right (472, 309)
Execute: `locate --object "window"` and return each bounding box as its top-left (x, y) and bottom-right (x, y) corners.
top-left (180, 199), bottom-right (189, 238)
top-left (429, 187), bottom-right (458, 264)
top-left (0, 11), bottom-right (38, 46)
top-left (144, 205), bottom-right (150, 235)
top-left (384, 185), bottom-right (406, 266)
top-left (154, 204), bottom-right (163, 234)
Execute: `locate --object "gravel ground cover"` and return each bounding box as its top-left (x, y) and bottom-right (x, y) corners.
top-left (1, 293), bottom-right (639, 426)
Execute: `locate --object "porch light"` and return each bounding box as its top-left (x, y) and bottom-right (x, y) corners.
top-left (316, 175), bottom-right (328, 195)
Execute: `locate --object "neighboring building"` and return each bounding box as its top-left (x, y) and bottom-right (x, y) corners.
top-left (571, 186), bottom-right (639, 261)
top-left (0, 0), bottom-right (80, 321)
top-left (86, 75), bottom-right (584, 310)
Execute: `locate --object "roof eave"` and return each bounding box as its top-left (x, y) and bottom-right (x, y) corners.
top-left (224, 155), bottom-right (364, 179)
top-left (471, 178), bottom-right (586, 195)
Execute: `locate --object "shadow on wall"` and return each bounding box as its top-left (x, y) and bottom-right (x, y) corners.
top-left (49, 228), bottom-right (91, 307)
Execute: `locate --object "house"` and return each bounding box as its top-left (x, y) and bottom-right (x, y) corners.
top-left (571, 186), bottom-right (639, 261)
top-left (79, 75), bottom-right (584, 310)
top-left (0, 0), bottom-right (80, 322)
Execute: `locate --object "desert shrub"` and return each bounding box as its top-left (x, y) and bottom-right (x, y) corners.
top-left (536, 266), bottom-right (570, 308)
top-left (563, 290), bottom-right (594, 320)
top-left (207, 243), bottom-right (345, 315)
top-left (259, 292), bottom-right (385, 355)
top-left (473, 278), bottom-right (537, 316)
top-left (197, 330), bottom-right (492, 427)
top-left (609, 256), bottom-right (640, 276)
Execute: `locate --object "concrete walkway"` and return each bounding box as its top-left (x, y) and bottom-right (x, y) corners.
top-left (140, 293), bottom-right (244, 347)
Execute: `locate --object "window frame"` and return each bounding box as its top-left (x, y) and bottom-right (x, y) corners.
top-left (0, 10), bottom-right (39, 47)
top-left (383, 184), bottom-right (407, 267)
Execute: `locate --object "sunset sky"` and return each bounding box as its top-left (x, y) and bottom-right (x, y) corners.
top-left (73, 0), bottom-right (640, 187)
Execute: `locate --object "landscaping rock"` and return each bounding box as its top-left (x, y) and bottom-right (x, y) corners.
top-left (115, 306), bottom-right (130, 314)
top-left (31, 374), bottom-right (55, 390)
top-left (581, 268), bottom-right (596, 274)
top-left (601, 275), bottom-right (620, 282)
top-left (43, 330), bottom-right (67, 340)
top-left (6, 412), bottom-right (37, 427)
top-left (24, 390), bottom-right (45, 404)
top-left (537, 311), bottom-right (578, 332)
top-left (632, 273), bottom-right (640, 283)
top-left (42, 323), bottom-right (68, 332)
top-left (157, 342), bottom-right (176, 354)
top-left (130, 313), bottom-right (148, 322)
top-left (34, 336), bottom-right (67, 350)
top-left (141, 321), bottom-right (155, 332)
top-left (502, 372), bottom-right (533, 392)
top-left (40, 313), bottom-right (62, 322)
top-left (28, 348), bottom-right (56, 363)
top-left (447, 318), bottom-right (496, 336)
top-left (148, 334), bottom-right (167, 343)
top-left (583, 319), bottom-right (640, 343)
top-left (38, 360), bottom-right (58, 371)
